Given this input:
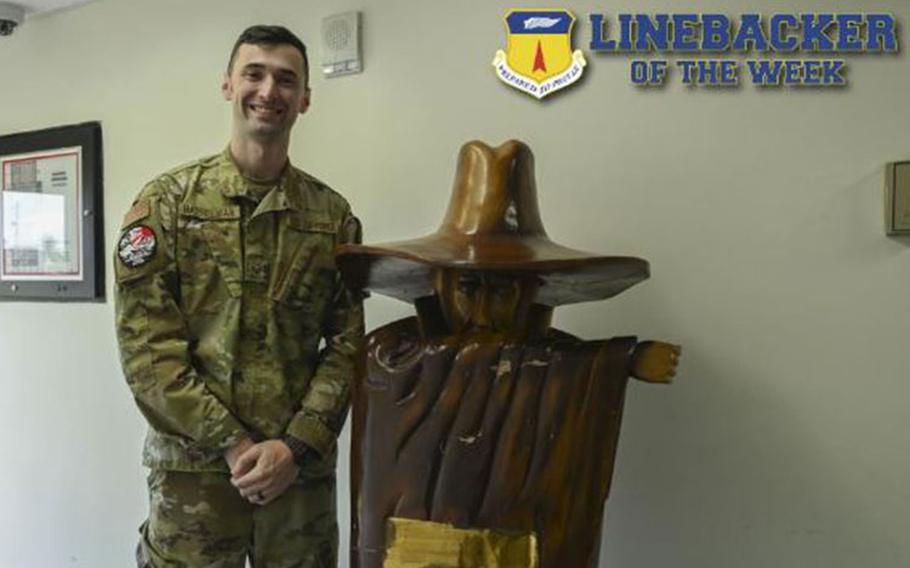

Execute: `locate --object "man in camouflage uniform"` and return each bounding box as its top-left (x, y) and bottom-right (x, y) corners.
top-left (114, 25), bottom-right (364, 567)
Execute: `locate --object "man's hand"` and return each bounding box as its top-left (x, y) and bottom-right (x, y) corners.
top-left (631, 341), bottom-right (681, 383)
top-left (230, 440), bottom-right (299, 506)
top-left (223, 435), bottom-right (255, 472)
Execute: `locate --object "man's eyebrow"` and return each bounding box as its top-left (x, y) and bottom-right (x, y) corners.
top-left (240, 62), bottom-right (299, 78)
top-left (276, 68), bottom-right (300, 79)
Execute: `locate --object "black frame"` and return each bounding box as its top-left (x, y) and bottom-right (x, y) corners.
top-left (0, 122), bottom-right (104, 301)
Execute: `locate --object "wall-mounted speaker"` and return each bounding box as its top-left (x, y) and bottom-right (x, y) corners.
top-left (321, 11), bottom-right (362, 78)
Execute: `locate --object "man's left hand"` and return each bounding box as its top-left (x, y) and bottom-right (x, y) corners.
top-left (230, 440), bottom-right (300, 505)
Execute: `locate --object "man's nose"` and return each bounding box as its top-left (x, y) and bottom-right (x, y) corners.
top-left (258, 76), bottom-right (280, 99)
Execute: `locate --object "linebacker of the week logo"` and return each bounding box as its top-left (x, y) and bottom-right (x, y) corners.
top-left (492, 9), bottom-right (586, 99)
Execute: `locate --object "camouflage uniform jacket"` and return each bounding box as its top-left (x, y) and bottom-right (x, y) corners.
top-left (114, 149), bottom-right (364, 476)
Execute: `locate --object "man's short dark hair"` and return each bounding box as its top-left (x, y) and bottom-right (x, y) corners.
top-left (228, 25), bottom-right (309, 85)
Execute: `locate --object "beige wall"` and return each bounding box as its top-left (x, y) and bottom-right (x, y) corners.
top-left (1, 0), bottom-right (908, 566)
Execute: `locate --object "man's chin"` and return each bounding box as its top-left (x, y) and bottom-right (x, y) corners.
top-left (242, 122), bottom-right (290, 141)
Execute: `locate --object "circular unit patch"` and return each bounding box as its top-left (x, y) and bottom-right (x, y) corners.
top-left (118, 225), bottom-right (157, 268)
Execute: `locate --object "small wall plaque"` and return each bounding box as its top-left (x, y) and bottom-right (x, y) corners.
top-left (0, 122), bottom-right (104, 301)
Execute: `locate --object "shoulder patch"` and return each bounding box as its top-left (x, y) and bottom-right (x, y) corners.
top-left (121, 200), bottom-right (150, 229)
top-left (118, 225), bottom-right (157, 268)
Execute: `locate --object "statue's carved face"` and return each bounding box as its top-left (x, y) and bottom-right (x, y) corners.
top-left (435, 269), bottom-right (540, 338)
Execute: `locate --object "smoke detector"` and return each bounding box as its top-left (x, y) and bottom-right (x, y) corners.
top-left (0, 2), bottom-right (25, 36)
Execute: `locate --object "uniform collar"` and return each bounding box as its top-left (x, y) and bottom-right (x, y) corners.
top-left (216, 146), bottom-right (307, 212)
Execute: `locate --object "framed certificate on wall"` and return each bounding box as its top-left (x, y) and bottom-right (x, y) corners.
top-left (0, 122), bottom-right (104, 301)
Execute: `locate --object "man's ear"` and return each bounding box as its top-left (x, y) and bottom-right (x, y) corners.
top-left (298, 87), bottom-right (311, 115)
top-left (221, 73), bottom-right (233, 101)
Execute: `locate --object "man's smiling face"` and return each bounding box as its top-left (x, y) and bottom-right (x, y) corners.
top-left (222, 43), bottom-right (310, 142)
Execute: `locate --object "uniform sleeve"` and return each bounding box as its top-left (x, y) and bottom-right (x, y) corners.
top-left (285, 209), bottom-right (365, 457)
top-left (114, 179), bottom-right (249, 452)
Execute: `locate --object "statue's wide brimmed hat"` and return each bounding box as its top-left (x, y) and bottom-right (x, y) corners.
top-left (335, 140), bottom-right (649, 307)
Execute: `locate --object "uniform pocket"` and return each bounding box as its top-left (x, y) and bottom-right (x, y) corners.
top-left (271, 217), bottom-right (337, 313)
top-left (269, 217), bottom-right (337, 364)
top-left (178, 205), bottom-right (243, 305)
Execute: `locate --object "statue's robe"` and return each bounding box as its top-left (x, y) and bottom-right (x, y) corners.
top-left (351, 317), bottom-right (638, 568)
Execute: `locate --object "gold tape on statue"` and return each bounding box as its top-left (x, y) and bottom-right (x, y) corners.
top-left (384, 518), bottom-right (538, 568)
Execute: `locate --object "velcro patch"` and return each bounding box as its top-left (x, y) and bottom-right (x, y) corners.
top-left (122, 200), bottom-right (150, 228)
top-left (118, 225), bottom-right (157, 268)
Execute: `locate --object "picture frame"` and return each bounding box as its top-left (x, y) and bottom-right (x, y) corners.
top-left (0, 122), bottom-right (104, 301)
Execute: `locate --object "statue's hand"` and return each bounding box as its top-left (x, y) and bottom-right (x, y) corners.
top-left (631, 341), bottom-right (681, 383)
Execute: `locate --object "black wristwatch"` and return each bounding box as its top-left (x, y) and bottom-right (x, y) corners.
top-left (282, 435), bottom-right (309, 466)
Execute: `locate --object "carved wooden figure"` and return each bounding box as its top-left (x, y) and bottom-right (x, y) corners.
top-left (336, 140), bottom-right (681, 568)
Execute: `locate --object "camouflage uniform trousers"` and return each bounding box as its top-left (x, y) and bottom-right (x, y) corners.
top-left (136, 470), bottom-right (337, 568)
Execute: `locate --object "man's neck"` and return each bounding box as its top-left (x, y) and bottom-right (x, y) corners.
top-left (229, 136), bottom-right (290, 183)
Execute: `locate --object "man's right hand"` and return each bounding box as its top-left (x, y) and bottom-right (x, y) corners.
top-left (224, 435), bottom-right (256, 473)
top-left (230, 440), bottom-right (300, 506)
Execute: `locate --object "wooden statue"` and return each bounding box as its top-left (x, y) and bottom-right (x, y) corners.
top-left (335, 140), bottom-right (681, 568)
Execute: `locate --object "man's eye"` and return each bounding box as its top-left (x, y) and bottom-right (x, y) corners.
top-left (243, 71), bottom-right (262, 81)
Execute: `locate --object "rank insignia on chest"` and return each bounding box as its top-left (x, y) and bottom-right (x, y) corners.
top-left (118, 225), bottom-right (157, 268)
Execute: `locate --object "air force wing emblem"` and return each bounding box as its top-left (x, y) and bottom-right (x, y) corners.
top-left (492, 10), bottom-right (586, 99)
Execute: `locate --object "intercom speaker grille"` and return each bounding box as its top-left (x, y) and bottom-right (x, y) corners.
top-left (321, 11), bottom-right (362, 77)
top-left (324, 18), bottom-right (351, 52)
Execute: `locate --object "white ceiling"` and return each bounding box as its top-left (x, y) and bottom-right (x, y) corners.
top-left (14, 0), bottom-right (94, 17)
